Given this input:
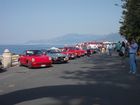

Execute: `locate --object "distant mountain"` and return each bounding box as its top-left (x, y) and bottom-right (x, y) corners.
top-left (26, 33), bottom-right (123, 45)
top-left (100, 33), bottom-right (123, 42)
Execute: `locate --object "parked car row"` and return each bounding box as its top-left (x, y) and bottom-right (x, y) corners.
top-left (18, 47), bottom-right (94, 69)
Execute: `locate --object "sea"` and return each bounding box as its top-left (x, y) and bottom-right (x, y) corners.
top-left (0, 44), bottom-right (64, 55)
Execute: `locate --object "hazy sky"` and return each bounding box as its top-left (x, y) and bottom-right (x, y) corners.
top-left (0, 0), bottom-right (122, 44)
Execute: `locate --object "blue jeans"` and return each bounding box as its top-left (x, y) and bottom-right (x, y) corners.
top-left (129, 53), bottom-right (137, 72)
top-left (108, 49), bottom-right (112, 56)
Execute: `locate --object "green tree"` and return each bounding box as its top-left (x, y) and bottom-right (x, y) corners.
top-left (120, 0), bottom-right (140, 44)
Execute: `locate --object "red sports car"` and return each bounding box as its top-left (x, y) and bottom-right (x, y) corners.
top-left (61, 50), bottom-right (76, 59)
top-left (19, 50), bottom-right (52, 68)
top-left (64, 47), bottom-right (83, 57)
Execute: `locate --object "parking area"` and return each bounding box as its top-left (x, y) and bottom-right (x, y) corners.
top-left (0, 53), bottom-right (140, 105)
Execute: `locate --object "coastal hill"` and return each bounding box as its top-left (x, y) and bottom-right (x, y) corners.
top-left (27, 33), bottom-right (123, 45)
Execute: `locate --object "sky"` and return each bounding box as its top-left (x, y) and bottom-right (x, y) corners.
top-left (0, 0), bottom-right (122, 44)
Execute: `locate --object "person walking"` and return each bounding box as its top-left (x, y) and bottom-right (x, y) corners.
top-left (108, 44), bottom-right (113, 56)
top-left (115, 41), bottom-right (121, 52)
top-left (128, 39), bottom-right (138, 74)
top-left (121, 41), bottom-right (126, 56)
top-left (118, 41), bottom-right (126, 57)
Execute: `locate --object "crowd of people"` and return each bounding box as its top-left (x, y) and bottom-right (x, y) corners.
top-left (82, 39), bottom-right (139, 75)
top-left (114, 39), bottom-right (139, 74)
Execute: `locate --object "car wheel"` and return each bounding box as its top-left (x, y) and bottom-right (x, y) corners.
top-left (27, 61), bottom-right (32, 69)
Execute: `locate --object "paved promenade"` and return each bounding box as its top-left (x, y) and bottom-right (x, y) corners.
top-left (0, 52), bottom-right (140, 105)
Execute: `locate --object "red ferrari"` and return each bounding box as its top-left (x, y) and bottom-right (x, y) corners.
top-left (19, 50), bottom-right (52, 68)
top-left (61, 50), bottom-right (76, 59)
top-left (64, 47), bottom-right (83, 57)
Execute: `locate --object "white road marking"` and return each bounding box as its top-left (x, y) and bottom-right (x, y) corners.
top-left (8, 84), bottom-right (15, 88)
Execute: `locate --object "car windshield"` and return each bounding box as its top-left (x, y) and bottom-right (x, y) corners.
top-left (47, 50), bottom-right (61, 53)
top-left (26, 50), bottom-right (43, 56)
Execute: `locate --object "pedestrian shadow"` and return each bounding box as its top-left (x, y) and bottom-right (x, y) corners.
top-left (0, 68), bottom-right (7, 73)
top-left (0, 84), bottom-right (140, 105)
top-left (61, 53), bottom-right (140, 89)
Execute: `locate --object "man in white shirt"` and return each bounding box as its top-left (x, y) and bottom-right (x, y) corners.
top-left (108, 44), bottom-right (113, 56)
top-left (129, 39), bottom-right (138, 74)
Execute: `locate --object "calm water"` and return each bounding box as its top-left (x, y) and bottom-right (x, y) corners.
top-left (0, 45), bottom-right (64, 55)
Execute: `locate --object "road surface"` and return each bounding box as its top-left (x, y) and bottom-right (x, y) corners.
top-left (0, 53), bottom-right (140, 105)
